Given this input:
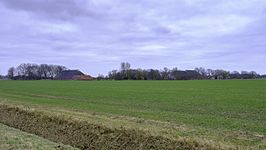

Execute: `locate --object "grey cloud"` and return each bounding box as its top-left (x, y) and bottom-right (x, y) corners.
top-left (0, 0), bottom-right (266, 76)
top-left (0, 0), bottom-right (101, 20)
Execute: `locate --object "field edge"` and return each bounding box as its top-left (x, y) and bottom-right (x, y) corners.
top-left (0, 122), bottom-right (77, 150)
top-left (0, 103), bottom-right (233, 150)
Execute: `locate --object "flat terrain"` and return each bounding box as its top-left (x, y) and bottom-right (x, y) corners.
top-left (0, 123), bottom-right (77, 150)
top-left (0, 80), bottom-right (265, 149)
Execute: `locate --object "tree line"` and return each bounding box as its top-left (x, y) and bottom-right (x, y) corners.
top-left (7, 63), bottom-right (67, 80)
top-left (2, 62), bottom-right (265, 80)
top-left (97, 62), bottom-right (265, 80)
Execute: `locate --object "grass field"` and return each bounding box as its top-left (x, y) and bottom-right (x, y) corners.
top-left (0, 123), bottom-right (77, 150)
top-left (0, 80), bottom-right (265, 149)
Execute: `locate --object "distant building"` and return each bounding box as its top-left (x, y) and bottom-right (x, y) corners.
top-left (55, 70), bottom-right (93, 80)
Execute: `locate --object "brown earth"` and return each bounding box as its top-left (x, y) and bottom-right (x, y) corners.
top-left (0, 104), bottom-right (220, 150)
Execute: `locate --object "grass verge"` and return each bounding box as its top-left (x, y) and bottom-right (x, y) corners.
top-left (0, 103), bottom-right (234, 150)
top-left (0, 123), bottom-right (77, 150)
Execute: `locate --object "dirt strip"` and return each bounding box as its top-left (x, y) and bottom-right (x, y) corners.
top-left (0, 104), bottom-right (220, 150)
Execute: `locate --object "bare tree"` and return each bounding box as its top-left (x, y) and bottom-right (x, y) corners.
top-left (161, 67), bottom-right (170, 80)
top-left (8, 63), bottom-right (67, 80)
top-left (195, 67), bottom-right (207, 77)
top-left (120, 62), bottom-right (131, 71)
top-left (16, 63), bottom-right (27, 77)
top-left (7, 67), bottom-right (16, 79)
top-left (120, 62), bottom-right (131, 79)
top-left (39, 64), bottom-right (49, 78)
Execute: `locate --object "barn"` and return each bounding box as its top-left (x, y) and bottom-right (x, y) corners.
top-left (55, 70), bottom-right (93, 80)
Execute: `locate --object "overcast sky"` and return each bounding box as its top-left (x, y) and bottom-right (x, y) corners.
top-left (0, 0), bottom-right (266, 76)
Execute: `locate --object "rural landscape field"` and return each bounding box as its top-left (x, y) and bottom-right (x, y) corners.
top-left (0, 80), bottom-right (265, 149)
top-left (1, 0), bottom-right (266, 149)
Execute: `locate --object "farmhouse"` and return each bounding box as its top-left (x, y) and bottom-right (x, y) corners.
top-left (55, 70), bottom-right (93, 80)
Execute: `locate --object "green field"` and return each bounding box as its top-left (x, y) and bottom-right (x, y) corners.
top-left (0, 80), bottom-right (265, 149)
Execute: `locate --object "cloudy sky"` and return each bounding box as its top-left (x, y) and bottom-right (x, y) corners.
top-left (0, 0), bottom-right (266, 76)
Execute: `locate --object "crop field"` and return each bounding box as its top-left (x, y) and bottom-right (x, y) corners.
top-left (0, 80), bottom-right (265, 149)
